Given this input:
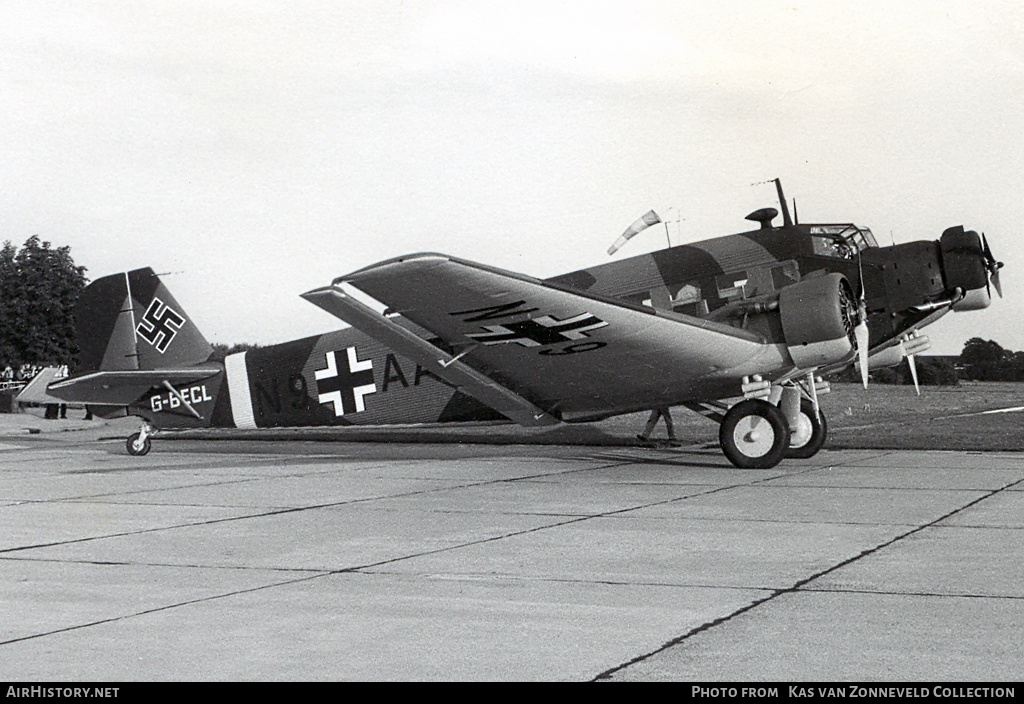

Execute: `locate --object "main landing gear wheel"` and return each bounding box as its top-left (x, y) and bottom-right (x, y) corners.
top-left (720, 399), bottom-right (790, 469)
top-left (126, 431), bottom-right (152, 456)
top-left (785, 398), bottom-right (828, 460)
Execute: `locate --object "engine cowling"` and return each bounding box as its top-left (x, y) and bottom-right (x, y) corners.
top-left (778, 273), bottom-right (857, 369)
top-left (940, 226), bottom-right (991, 311)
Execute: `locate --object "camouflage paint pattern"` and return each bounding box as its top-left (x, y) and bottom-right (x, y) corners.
top-left (54, 203), bottom-right (997, 432)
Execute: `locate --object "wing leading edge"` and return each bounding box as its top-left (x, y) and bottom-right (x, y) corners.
top-left (305, 253), bottom-right (793, 422)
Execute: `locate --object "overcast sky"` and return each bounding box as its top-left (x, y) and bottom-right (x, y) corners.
top-left (1, 0), bottom-right (1021, 355)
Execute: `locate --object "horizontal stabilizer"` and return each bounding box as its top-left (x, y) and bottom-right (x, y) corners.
top-left (47, 366), bottom-right (221, 406)
top-left (301, 285), bottom-right (560, 427)
top-left (15, 368), bottom-right (71, 406)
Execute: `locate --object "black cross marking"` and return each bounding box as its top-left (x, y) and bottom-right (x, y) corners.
top-left (136, 298), bottom-right (186, 353)
top-left (465, 312), bottom-right (608, 348)
top-left (314, 347), bottom-right (376, 416)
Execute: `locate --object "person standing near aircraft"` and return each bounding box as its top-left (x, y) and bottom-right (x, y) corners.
top-left (637, 407), bottom-right (677, 445)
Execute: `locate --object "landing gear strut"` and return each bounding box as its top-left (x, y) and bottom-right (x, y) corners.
top-left (126, 424), bottom-right (154, 456)
top-left (785, 398), bottom-right (828, 459)
top-left (689, 374), bottom-right (829, 469)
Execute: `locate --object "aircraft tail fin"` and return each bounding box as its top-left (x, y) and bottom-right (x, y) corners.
top-left (75, 268), bottom-right (212, 373)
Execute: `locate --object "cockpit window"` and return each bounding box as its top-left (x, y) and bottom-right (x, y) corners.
top-left (808, 224), bottom-right (878, 257)
top-left (811, 236), bottom-right (853, 259)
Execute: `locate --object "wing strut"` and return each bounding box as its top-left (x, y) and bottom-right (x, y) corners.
top-left (161, 380), bottom-right (204, 420)
top-left (301, 285), bottom-right (560, 427)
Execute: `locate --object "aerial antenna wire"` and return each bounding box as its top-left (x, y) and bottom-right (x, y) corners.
top-left (750, 178), bottom-right (792, 227)
top-left (662, 206), bottom-right (682, 248)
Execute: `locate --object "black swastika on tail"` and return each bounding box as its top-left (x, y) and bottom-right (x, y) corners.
top-left (136, 298), bottom-right (186, 353)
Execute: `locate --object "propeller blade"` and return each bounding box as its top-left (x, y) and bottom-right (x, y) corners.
top-left (608, 210), bottom-right (661, 256)
top-left (982, 233), bottom-right (993, 299)
top-left (902, 340), bottom-right (921, 396)
top-left (982, 232), bottom-right (1004, 298)
top-left (854, 251), bottom-right (869, 388)
top-left (908, 354), bottom-right (920, 395)
top-left (856, 319), bottom-right (869, 388)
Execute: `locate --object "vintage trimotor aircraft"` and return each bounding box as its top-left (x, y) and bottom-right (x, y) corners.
top-left (47, 180), bottom-right (1002, 468)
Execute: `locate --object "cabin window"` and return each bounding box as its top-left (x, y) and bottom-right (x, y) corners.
top-left (671, 283), bottom-right (701, 305)
top-left (667, 283), bottom-right (707, 315)
top-left (716, 272), bottom-right (748, 300)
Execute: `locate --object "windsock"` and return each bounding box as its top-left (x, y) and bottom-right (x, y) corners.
top-left (608, 210), bottom-right (661, 256)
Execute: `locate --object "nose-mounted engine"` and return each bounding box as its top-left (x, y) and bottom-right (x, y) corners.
top-left (940, 226), bottom-right (1002, 311)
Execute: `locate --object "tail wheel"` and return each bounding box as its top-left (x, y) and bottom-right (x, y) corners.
top-left (126, 432), bottom-right (152, 456)
top-left (785, 399), bottom-right (828, 459)
top-left (720, 399), bottom-right (790, 469)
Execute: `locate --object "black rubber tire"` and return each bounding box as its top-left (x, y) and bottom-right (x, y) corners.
top-left (785, 399), bottom-right (828, 459)
top-left (719, 399), bottom-right (790, 469)
top-left (126, 432), bottom-right (152, 456)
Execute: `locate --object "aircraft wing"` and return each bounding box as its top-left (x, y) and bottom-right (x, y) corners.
top-left (46, 366), bottom-right (222, 406)
top-left (304, 253), bottom-right (790, 421)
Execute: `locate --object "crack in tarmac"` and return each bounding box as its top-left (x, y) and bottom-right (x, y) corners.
top-left (591, 470), bottom-right (1024, 681)
top-left (0, 455), bottom-right (772, 652)
top-left (0, 458), bottom-right (617, 557)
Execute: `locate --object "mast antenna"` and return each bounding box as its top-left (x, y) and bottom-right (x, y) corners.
top-left (774, 179), bottom-right (793, 227)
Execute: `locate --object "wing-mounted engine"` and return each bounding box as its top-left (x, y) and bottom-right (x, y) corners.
top-left (778, 273), bottom-right (858, 369)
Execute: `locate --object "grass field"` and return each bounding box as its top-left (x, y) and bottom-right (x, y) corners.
top-left (818, 381), bottom-right (1024, 452)
top-left (595, 382), bottom-right (1024, 453)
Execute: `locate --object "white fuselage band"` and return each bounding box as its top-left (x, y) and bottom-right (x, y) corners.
top-left (224, 352), bottom-right (256, 429)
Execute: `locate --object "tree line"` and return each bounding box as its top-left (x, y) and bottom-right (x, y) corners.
top-left (0, 237), bottom-right (86, 372)
top-left (0, 237), bottom-right (261, 376)
top-left (831, 336), bottom-right (1024, 387)
top-left (957, 337), bottom-right (1024, 382)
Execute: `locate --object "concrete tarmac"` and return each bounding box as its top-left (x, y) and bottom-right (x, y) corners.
top-left (0, 416), bottom-right (1022, 681)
